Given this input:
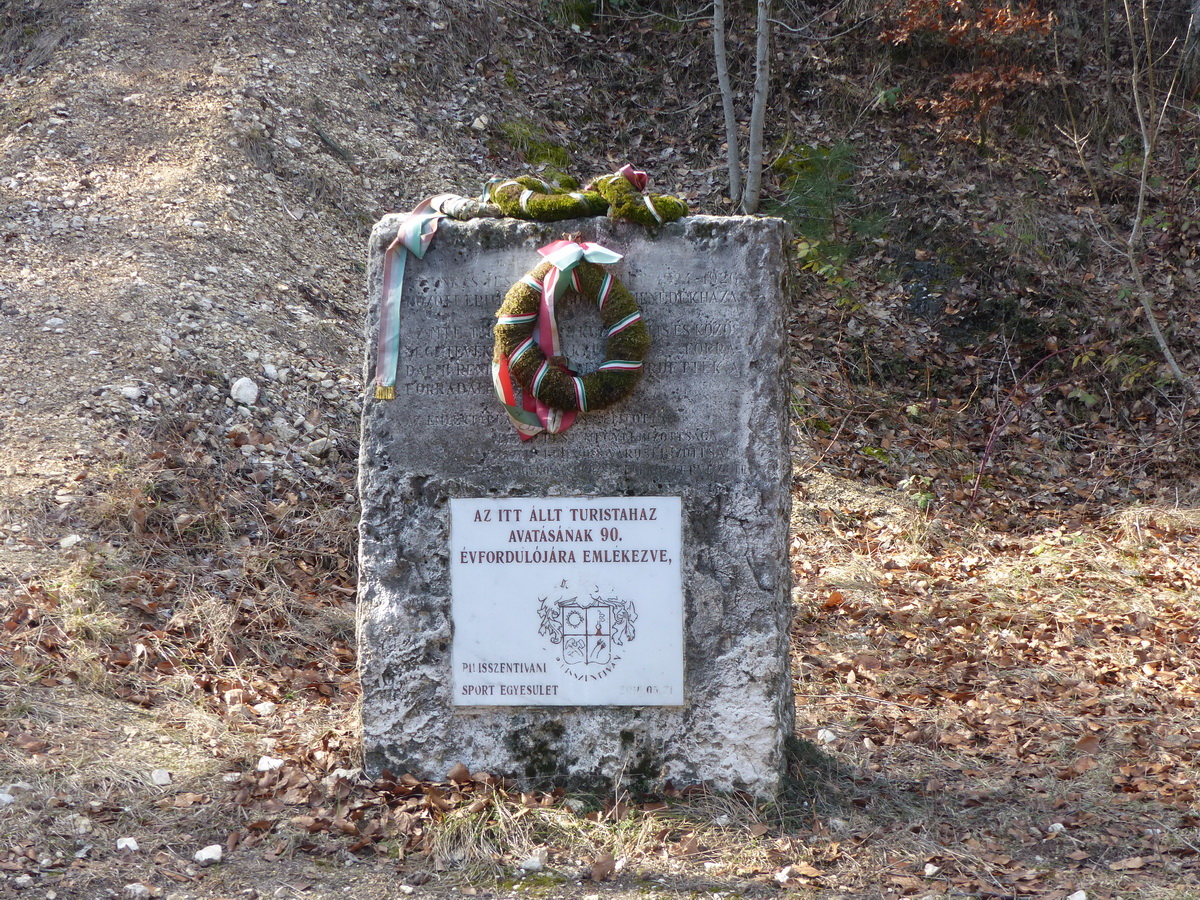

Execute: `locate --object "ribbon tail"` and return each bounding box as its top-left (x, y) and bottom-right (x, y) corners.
top-left (492, 359), bottom-right (544, 439)
top-left (580, 243), bottom-right (624, 266)
top-left (375, 201), bottom-right (452, 400)
top-left (538, 267), bottom-right (564, 359)
top-left (375, 245), bottom-right (407, 398)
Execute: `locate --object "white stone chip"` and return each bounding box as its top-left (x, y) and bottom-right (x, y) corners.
top-left (229, 377), bottom-right (259, 405)
top-left (123, 883), bottom-right (151, 899)
top-left (151, 769), bottom-right (172, 786)
top-left (117, 837), bottom-right (140, 852)
top-left (257, 755), bottom-right (285, 771)
top-left (1066, 892), bottom-right (1088, 900)
top-left (193, 844), bottom-right (223, 865)
top-left (0, 792), bottom-right (15, 806)
top-left (518, 848), bottom-right (547, 872)
top-left (252, 701), bottom-right (277, 715)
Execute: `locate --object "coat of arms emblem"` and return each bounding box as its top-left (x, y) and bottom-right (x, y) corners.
top-left (538, 583), bottom-right (637, 679)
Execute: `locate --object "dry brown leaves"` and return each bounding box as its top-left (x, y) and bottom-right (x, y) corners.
top-left (788, 484), bottom-right (1200, 897)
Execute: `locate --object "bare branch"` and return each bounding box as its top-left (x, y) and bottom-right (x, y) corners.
top-left (712, 0), bottom-right (743, 209)
top-left (741, 0), bottom-right (772, 214)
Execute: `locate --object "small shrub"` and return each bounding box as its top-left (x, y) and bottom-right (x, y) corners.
top-left (771, 142), bottom-right (858, 240)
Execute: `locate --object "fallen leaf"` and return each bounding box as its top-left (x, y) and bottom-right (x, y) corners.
top-left (14, 734), bottom-right (49, 753)
top-left (1058, 756), bottom-right (1098, 779)
top-left (1075, 733), bottom-right (1102, 754)
top-left (1109, 856), bottom-right (1146, 871)
top-left (671, 833), bottom-right (701, 856)
top-left (590, 852), bottom-right (616, 881)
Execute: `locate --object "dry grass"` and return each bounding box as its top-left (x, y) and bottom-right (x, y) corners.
top-left (0, 0), bottom-right (85, 74)
top-left (0, 422), bottom-right (364, 888)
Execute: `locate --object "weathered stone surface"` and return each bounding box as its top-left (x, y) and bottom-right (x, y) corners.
top-left (357, 215), bottom-right (793, 796)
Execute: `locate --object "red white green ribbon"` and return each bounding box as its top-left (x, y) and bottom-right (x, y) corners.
top-left (491, 353), bottom-right (544, 439)
top-left (493, 239), bottom-right (624, 440)
top-left (616, 164), bottom-right (649, 191)
top-left (376, 190), bottom-right (506, 400)
top-left (375, 196), bottom-right (457, 399)
top-left (537, 239), bottom-right (624, 358)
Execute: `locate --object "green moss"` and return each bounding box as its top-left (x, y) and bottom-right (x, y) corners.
top-left (484, 168), bottom-right (687, 228)
top-left (488, 177), bottom-right (607, 222)
top-left (499, 119), bottom-right (572, 170)
top-left (503, 719), bottom-right (568, 779)
top-left (546, 170), bottom-right (579, 191)
top-left (592, 173), bottom-right (688, 226)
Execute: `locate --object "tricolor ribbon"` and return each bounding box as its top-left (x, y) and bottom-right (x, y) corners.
top-left (374, 195), bottom-right (460, 399)
top-left (616, 163), bottom-right (649, 191)
top-left (375, 187), bottom-right (506, 399)
top-left (494, 239), bottom-right (624, 440)
top-left (536, 239), bottom-right (624, 359)
top-left (615, 165), bottom-right (666, 223)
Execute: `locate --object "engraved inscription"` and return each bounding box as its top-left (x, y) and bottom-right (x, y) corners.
top-left (393, 254), bottom-right (752, 480)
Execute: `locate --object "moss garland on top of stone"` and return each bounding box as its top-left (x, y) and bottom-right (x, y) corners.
top-left (486, 172), bottom-right (688, 225)
top-left (589, 173), bottom-right (688, 226)
top-left (488, 176), bottom-right (609, 222)
top-left (493, 259), bottom-right (649, 412)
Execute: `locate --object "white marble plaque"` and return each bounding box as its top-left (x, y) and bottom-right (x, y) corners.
top-left (450, 496), bottom-right (683, 706)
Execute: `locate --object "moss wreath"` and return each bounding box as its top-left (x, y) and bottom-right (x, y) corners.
top-left (493, 258), bottom-right (649, 413)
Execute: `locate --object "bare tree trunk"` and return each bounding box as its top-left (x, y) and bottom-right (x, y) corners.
top-left (741, 0), bottom-right (771, 213)
top-left (1122, 0), bottom-right (1200, 403)
top-left (1062, 0), bottom-right (1200, 405)
top-left (712, 0), bottom-right (743, 209)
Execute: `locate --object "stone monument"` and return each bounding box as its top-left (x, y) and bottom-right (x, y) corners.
top-left (357, 215), bottom-right (794, 796)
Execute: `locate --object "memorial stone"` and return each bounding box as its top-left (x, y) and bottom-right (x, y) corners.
top-left (357, 215), bottom-right (794, 796)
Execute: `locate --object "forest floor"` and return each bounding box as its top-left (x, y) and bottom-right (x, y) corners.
top-left (2, 0), bottom-right (1199, 898)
